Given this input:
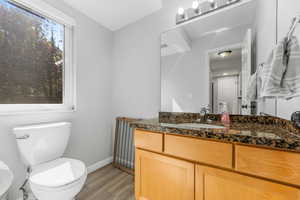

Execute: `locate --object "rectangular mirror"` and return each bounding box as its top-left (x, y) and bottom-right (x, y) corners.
top-left (160, 0), bottom-right (278, 115)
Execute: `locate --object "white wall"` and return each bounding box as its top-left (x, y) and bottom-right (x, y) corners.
top-left (161, 28), bottom-right (245, 113)
top-left (161, 37), bottom-right (211, 112)
top-left (112, 0), bottom-right (197, 119)
top-left (276, 0), bottom-right (300, 119)
top-left (0, 1), bottom-right (113, 199)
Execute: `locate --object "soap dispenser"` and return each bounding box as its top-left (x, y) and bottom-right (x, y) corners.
top-left (220, 103), bottom-right (230, 127)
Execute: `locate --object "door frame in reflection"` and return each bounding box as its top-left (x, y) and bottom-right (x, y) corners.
top-left (206, 43), bottom-right (243, 114)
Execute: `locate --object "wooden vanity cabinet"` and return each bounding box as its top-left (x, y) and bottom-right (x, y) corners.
top-left (195, 165), bottom-right (300, 200)
top-left (134, 130), bottom-right (163, 153)
top-left (164, 134), bottom-right (233, 169)
top-left (134, 129), bottom-right (300, 200)
top-left (235, 145), bottom-right (300, 186)
top-left (135, 149), bottom-right (195, 200)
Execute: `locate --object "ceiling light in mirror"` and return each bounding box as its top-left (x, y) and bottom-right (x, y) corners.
top-left (218, 50), bottom-right (232, 58)
top-left (215, 27), bottom-right (230, 33)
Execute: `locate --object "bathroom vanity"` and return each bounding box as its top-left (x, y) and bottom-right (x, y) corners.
top-left (133, 0), bottom-right (300, 198)
top-left (132, 114), bottom-right (300, 200)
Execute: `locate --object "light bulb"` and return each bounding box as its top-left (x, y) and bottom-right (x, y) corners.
top-left (192, 1), bottom-right (200, 10)
top-left (218, 50), bottom-right (232, 58)
top-left (177, 7), bottom-right (185, 15)
top-left (208, 0), bottom-right (214, 2)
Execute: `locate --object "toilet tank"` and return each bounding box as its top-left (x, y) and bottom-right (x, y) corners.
top-left (13, 122), bottom-right (71, 167)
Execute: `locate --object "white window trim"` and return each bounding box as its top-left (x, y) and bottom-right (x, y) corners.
top-left (11, 0), bottom-right (76, 27)
top-left (0, 0), bottom-right (77, 115)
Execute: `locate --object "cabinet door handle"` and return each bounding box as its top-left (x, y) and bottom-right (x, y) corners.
top-left (16, 134), bottom-right (30, 140)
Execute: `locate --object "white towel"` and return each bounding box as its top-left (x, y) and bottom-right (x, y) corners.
top-left (247, 64), bottom-right (264, 100)
top-left (247, 71), bottom-right (257, 101)
top-left (260, 36), bottom-right (300, 99)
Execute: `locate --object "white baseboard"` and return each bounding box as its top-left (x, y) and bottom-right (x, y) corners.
top-left (87, 157), bottom-right (113, 174)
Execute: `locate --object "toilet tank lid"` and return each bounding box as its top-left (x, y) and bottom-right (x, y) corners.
top-left (13, 122), bottom-right (71, 133)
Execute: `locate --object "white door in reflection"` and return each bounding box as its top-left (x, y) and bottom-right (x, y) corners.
top-left (214, 76), bottom-right (239, 114)
top-left (209, 46), bottom-right (242, 115)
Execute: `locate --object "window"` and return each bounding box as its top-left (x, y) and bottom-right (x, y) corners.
top-left (0, 0), bottom-right (75, 114)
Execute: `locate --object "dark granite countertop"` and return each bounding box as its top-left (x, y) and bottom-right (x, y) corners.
top-left (130, 118), bottom-right (300, 153)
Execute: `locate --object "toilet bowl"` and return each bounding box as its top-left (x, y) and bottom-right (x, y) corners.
top-left (14, 122), bottom-right (87, 200)
top-left (29, 158), bottom-right (86, 200)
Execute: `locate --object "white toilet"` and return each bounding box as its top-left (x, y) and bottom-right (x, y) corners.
top-left (13, 122), bottom-right (87, 200)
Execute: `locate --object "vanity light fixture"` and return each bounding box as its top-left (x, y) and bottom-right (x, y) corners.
top-left (176, 0), bottom-right (240, 25)
top-left (218, 50), bottom-right (232, 58)
top-left (208, 0), bottom-right (217, 9)
top-left (176, 7), bottom-right (186, 24)
top-left (192, 1), bottom-right (200, 13)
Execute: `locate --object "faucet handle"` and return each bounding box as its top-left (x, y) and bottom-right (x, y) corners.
top-left (291, 111), bottom-right (300, 129)
top-left (201, 105), bottom-right (210, 112)
top-left (200, 105), bottom-right (210, 115)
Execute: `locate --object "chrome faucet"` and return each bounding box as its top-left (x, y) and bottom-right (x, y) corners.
top-left (200, 106), bottom-right (210, 123)
top-left (260, 112), bottom-right (273, 117)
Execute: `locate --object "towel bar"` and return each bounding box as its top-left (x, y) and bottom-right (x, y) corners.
top-left (287, 16), bottom-right (300, 40)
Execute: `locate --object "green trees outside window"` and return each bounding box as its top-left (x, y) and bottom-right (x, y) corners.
top-left (0, 0), bottom-right (64, 104)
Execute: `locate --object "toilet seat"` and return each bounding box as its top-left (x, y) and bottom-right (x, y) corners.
top-left (29, 158), bottom-right (86, 189)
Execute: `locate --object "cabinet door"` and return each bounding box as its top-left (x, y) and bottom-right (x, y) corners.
top-left (134, 130), bottom-right (163, 152)
top-left (135, 149), bottom-right (194, 200)
top-left (196, 165), bottom-right (300, 200)
top-left (235, 145), bottom-right (300, 186)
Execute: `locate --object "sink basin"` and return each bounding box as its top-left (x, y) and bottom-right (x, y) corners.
top-left (0, 161), bottom-right (13, 200)
top-left (161, 123), bottom-right (225, 130)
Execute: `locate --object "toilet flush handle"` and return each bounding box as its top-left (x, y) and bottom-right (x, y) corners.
top-left (16, 134), bottom-right (30, 140)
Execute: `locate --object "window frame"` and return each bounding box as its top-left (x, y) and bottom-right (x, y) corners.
top-left (0, 0), bottom-right (77, 115)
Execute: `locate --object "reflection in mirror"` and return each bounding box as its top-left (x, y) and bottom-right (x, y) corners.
top-left (161, 0), bottom-right (276, 115)
top-left (209, 47), bottom-right (242, 115)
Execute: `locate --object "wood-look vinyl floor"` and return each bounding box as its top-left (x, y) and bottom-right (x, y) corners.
top-left (77, 165), bottom-right (134, 200)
